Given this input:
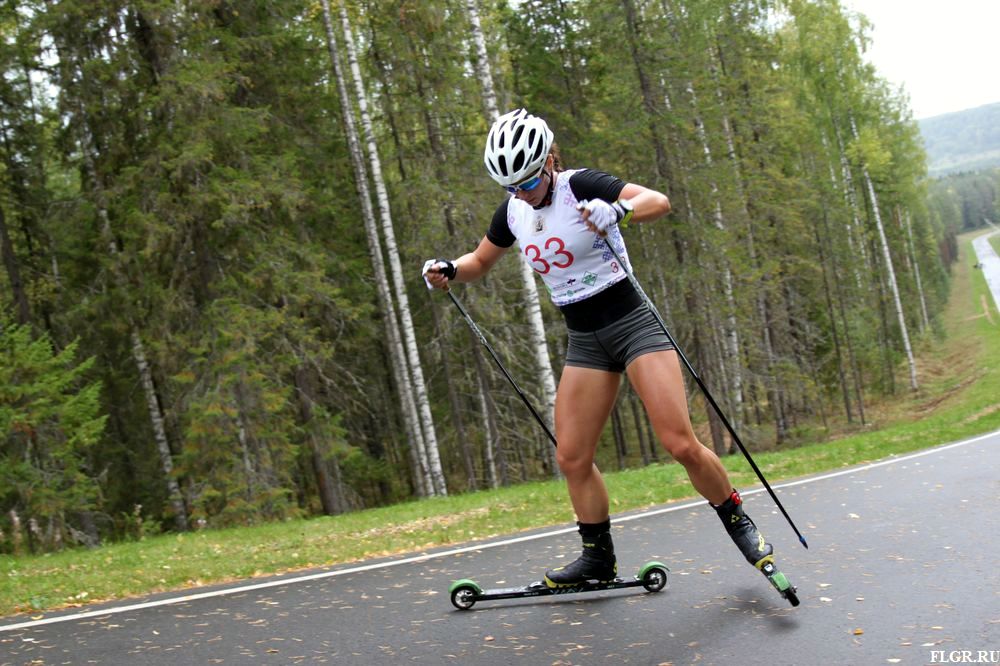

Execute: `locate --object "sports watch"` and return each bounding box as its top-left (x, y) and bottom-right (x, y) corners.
top-left (615, 198), bottom-right (634, 227)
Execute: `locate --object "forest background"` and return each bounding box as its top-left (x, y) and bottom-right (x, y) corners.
top-left (2, 0), bottom-right (999, 556)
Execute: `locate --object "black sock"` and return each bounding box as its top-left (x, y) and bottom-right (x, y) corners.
top-left (578, 519), bottom-right (611, 537)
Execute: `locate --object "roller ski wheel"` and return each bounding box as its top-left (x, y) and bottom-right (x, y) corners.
top-left (759, 557), bottom-right (799, 607)
top-left (448, 561), bottom-right (668, 610)
top-left (640, 561), bottom-right (668, 592)
top-left (449, 578), bottom-right (482, 610)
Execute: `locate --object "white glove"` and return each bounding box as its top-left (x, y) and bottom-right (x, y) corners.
top-left (577, 199), bottom-right (625, 235)
top-left (422, 258), bottom-right (457, 290)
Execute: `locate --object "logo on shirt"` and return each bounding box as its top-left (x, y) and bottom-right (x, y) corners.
top-left (532, 215), bottom-right (545, 235)
top-left (582, 272), bottom-right (598, 286)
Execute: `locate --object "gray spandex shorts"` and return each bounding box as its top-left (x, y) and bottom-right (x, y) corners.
top-left (565, 305), bottom-right (675, 373)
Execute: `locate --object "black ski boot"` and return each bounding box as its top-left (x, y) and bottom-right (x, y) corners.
top-left (713, 489), bottom-right (800, 606)
top-left (544, 520), bottom-right (618, 589)
top-left (713, 490), bottom-right (774, 569)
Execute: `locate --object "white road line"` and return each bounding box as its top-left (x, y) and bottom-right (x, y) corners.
top-left (2, 428), bottom-right (997, 633)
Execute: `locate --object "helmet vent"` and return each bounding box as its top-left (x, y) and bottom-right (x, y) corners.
top-left (483, 108), bottom-right (553, 186)
top-left (512, 124), bottom-right (524, 146)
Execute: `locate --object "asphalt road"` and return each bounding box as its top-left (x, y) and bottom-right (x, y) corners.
top-left (2, 430), bottom-right (998, 666)
top-left (973, 227), bottom-right (1000, 313)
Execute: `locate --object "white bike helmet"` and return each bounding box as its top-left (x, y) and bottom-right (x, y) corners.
top-left (483, 109), bottom-right (554, 187)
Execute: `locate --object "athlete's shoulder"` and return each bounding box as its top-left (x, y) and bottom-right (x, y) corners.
top-left (487, 197), bottom-right (516, 248)
top-left (567, 168), bottom-right (626, 203)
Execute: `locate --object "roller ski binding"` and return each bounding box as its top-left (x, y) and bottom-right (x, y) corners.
top-left (544, 520), bottom-right (618, 589)
top-left (714, 490), bottom-right (799, 607)
top-left (449, 560), bottom-right (668, 610)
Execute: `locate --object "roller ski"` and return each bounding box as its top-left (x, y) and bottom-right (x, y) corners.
top-left (449, 560), bottom-right (668, 610)
top-left (714, 490), bottom-right (799, 607)
top-left (450, 519), bottom-right (666, 610)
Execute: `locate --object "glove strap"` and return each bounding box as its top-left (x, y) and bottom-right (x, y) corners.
top-left (437, 258), bottom-right (457, 280)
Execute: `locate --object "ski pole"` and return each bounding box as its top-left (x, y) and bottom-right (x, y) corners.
top-left (603, 233), bottom-right (809, 549)
top-left (444, 287), bottom-right (558, 449)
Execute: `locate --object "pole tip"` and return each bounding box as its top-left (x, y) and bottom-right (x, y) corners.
top-left (800, 536), bottom-right (809, 549)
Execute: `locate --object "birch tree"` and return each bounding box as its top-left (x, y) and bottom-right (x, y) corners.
top-left (903, 210), bottom-right (930, 331)
top-left (336, 2), bottom-right (447, 495)
top-left (319, 0), bottom-right (437, 497)
top-left (850, 116), bottom-right (918, 390)
top-left (465, 0), bottom-right (559, 478)
top-left (43, 6), bottom-right (190, 531)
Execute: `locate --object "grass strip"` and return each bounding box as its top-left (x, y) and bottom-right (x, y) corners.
top-left (2, 232), bottom-right (998, 618)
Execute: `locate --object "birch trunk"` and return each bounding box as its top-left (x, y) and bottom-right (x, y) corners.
top-left (431, 300), bottom-right (477, 491)
top-left (822, 140), bottom-right (867, 421)
top-left (519, 257), bottom-right (559, 475)
top-left (814, 212), bottom-right (854, 422)
top-left (903, 210), bottom-right (930, 331)
top-left (86, 125), bottom-right (188, 530)
top-left (131, 329), bottom-right (188, 530)
top-left (466, 0), bottom-right (499, 120)
top-left (405, 50), bottom-right (476, 490)
top-left (660, 86), bottom-right (729, 452)
top-left (319, 0), bottom-right (432, 496)
top-left (832, 125), bottom-right (867, 289)
top-left (465, 0), bottom-right (559, 478)
top-left (851, 118), bottom-right (918, 390)
top-left (711, 59), bottom-right (781, 443)
top-left (472, 344), bottom-right (500, 488)
top-left (337, 3), bottom-right (447, 495)
top-left (47, 13), bottom-right (189, 530)
top-left (686, 82), bottom-right (744, 434)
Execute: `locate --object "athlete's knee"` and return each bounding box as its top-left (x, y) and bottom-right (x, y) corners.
top-left (555, 447), bottom-right (596, 479)
top-left (660, 434), bottom-right (706, 467)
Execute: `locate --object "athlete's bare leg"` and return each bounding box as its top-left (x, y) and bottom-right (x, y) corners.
top-left (553, 366), bottom-right (621, 522)
top-left (626, 349), bottom-right (731, 505)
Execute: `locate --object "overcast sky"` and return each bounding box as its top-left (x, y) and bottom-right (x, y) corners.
top-left (839, 0), bottom-right (1000, 119)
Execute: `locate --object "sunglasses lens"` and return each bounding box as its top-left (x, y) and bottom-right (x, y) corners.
top-left (519, 175), bottom-right (542, 191)
top-left (503, 169), bottom-right (544, 194)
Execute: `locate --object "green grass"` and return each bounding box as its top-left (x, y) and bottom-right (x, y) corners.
top-left (2, 232), bottom-right (999, 619)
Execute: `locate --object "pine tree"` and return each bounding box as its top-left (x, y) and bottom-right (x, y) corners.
top-left (1, 314), bottom-right (107, 551)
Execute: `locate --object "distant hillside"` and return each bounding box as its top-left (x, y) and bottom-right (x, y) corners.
top-left (919, 103), bottom-right (1000, 177)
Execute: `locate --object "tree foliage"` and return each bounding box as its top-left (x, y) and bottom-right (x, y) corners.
top-left (0, 0), bottom-right (965, 552)
top-left (0, 314), bottom-right (106, 551)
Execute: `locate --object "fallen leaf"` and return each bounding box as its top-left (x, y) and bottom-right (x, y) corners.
top-left (853, 629), bottom-right (864, 636)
